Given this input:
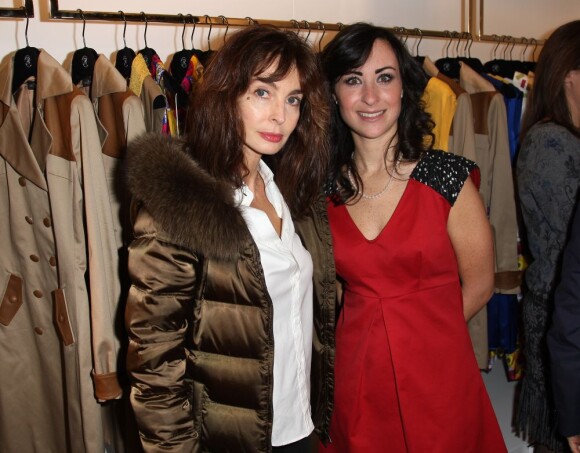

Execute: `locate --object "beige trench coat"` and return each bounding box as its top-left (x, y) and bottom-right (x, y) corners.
top-left (458, 62), bottom-right (520, 368)
top-left (0, 50), bottom-right (119, 453)
top-left (77, 54), bottom-right (146, 402)
top-left (459, 62), bottom-right (520, 292)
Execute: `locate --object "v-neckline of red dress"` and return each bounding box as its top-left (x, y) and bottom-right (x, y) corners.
top-left (342, 177), bottom-right (413, 243)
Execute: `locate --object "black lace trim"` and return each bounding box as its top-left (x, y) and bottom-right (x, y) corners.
top-left (411, 150), bottom-right (477, 205)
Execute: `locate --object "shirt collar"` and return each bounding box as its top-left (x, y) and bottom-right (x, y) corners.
top-left (234, 159), bottom-right (276, 207)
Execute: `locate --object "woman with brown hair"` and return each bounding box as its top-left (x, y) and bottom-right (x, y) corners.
top-left (124, 25), bottom-right (335, 452)
top-left (516, 19), bottom-right (580, 453)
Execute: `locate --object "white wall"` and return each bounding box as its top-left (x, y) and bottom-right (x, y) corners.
top-left (1, 0), bottom-right (578, 69)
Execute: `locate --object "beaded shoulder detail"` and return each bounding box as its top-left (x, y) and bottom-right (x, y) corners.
top-left (410, 150), bottom-right (477, 206)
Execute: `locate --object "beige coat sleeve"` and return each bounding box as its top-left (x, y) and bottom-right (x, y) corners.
top-left (94, 93), bottom-right (146, 401)
top-left (449, 92), bottom-right (477, 163)
top-left (487, 94), bottom-right (520, 292)
top-left (72, 94), bottom-right (124, 400)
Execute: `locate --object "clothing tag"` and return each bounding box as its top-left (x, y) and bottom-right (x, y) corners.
top-left (512, 71), bottom-right (529, 92)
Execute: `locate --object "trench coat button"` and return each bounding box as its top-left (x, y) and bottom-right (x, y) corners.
top-left (33, 290), bottom-right (43, 298)
top-left (58, 314), bottom-right (65, 323)
top-left (49, 256), bottom-right (57, 267)
top-left (18, 177), bottom-right (26, 186)
top-left (30, 254), bottom-right (40, 262)
top-left (43, 218), bottom-right (52, 227)
top-left (192, 432), bottom-right (199, 439)
top-left (9, 296), bottom-right (18, 303)
top-left (34, 327), bottom-right (43, 335)
top-left (25, 216), bottom-right (34, 224)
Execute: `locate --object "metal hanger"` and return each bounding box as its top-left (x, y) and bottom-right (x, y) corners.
top-left (219, 15), bottom-right (229, 44)
top-left (316, 21), bottom-right (326, 52)
top-left (302, 20), bottom-right (311, 43)
top-left (24, 5), bottom-right (31, 47)
top-left (71, 9), bottom-right (98, 86)
top-left (114, 10), bottom-right (136, 80)
top-left (413, 28), bottom-right (423, 57)
top-left (290, 19), bottom-right (301, 35)
top-left (138, 12), bottom-right (158, 69)
top-left (12, 5), bottom-right (40, 94)
top-left (141, 12), bottom-right (149, 49)
top-left (119, 10), bottom-right (128, 48)
top-left (187, 14), bottom-right (196, 49)
top-left (204, 15), bottom-right (213, 51)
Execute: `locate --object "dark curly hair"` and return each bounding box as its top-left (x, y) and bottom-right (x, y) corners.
top-left (320, 22), bottom-right (434, 203)
top-left (185, 25), bottom-right (331, 219)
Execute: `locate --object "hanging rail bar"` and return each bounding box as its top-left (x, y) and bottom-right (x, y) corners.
top-left (48, 0), bottom-right (541, 45)
top-left (0, 0), bottom-right (34, 18)
top-left (49, 0), bottom-right (346, 30)
top-left (387, 28), bottom-right (464, 39)
top-left (50, 1), bottom-right (200, 24)
top-left (49, 0), bottom-right (463, 38)
top-left (469, 0), bottom-right (544, 44)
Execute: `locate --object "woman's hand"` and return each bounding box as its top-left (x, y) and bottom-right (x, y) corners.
top-left (568, 435), bottom-right (580, 453)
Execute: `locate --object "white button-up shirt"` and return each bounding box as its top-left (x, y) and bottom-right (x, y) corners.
top-left (234, 161), bottom-right (314, 446)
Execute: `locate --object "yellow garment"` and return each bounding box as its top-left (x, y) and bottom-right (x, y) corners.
top-left (421, 77), bottom-right (457, 151)
top-left (191, 54), bottom-right (204, 82)
top-left (167, 109), bottom-right (177, 136)
top-left (129, 54), bottom-right (150, 97)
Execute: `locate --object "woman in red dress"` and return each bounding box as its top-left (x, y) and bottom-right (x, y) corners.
top-left (319, 23), bottom-right (506, 452)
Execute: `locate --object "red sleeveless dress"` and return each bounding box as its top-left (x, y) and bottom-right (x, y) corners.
top-left (321, 151), bottom-right (506, 453)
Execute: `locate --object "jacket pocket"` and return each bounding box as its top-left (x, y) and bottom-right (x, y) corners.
top-left (0, 274), bottom-right (23, 326)
top-left (52, 288), bottom-right (75, 346)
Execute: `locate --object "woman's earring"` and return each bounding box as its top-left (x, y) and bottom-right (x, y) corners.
top-left (400, 91), bottom-right (404, 99)
top-left (333, 95), bottom-right (338, 105)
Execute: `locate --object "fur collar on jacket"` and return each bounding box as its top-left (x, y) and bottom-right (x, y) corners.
top-left (126, 133), bottom-right (250, 261)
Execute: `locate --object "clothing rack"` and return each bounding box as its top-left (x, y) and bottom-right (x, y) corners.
top-left (0, 0), bottom-right (34, 18)
top-left (49, 0), bottom-right (343, 32)
top-left (470, 0), bottom-right (545, 45)
top-left (47, 0), bottom-right (541, 48)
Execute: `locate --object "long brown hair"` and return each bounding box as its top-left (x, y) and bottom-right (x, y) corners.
top-left (186, 25), bottom-right (331, 218)
top-left (520, 20), bottom-right (580, 140)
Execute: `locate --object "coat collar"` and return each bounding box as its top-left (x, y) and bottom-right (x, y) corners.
top-left (0, 50), bottom-right (73, 107)
top-left (126, 133), bottom-right (251, 260)
top-left (72, 54), bottom-right (131, 152)
top-left (0, 50), bottom-right (74, 190)
top-left (85, 54), bottom-right (128, 102)
top-left (459, 61), bottom-right (496, 94)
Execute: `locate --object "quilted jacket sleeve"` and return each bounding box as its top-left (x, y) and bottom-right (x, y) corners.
top-left (126, 208), bottom-right (197, 452)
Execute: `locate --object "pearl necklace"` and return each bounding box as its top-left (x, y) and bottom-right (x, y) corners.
top-left (347, 167), bottom-right (394, 200)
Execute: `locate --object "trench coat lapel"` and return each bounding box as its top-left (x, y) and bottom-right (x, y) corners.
top-left (0, 50), bottom-right (73, 191)
top-left (88, 54), bottom-right (129, 150)
top-left (90, 54), bottom-right (128, 101)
